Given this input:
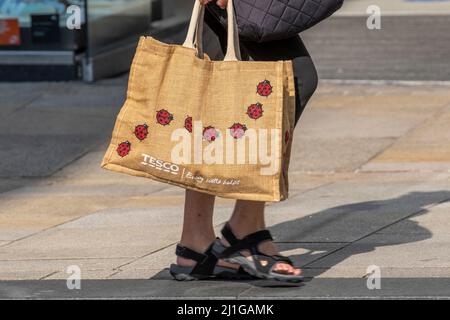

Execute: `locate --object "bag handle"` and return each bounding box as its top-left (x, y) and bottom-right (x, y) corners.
top-left (183, 0), bottom-right (241, 61)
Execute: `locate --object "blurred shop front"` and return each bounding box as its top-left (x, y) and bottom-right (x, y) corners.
top-left (0, 0), bottom-right (189, 81)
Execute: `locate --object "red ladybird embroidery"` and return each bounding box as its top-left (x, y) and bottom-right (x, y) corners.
top-left (203, 126), bottom-right (219, 142)
top-left (257, 80), bottom-right (272, 97)
top-left (229, 123), bottom-right (247, 139)
top-left (117, 141), bottom-right (131, 157)
top-left (156, 109), bottom-right (174, 126)
top-left (184, 116), bottom-right (193, 133)
top-left (134, 124), bottom-right (149, 141)
top-left (247, 103), bottom-right (263, 120)
top-left (285, 130), bottom-right (290, 144)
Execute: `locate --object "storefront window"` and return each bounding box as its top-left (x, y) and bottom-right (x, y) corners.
top-left (86, 0), bottom-right (152, 56)
top-left (0, 0), bottom-right (180, 81)
top-left (0, 0), bottom-right (86, 50)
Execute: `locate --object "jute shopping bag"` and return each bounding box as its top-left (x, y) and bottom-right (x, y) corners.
top-left (101, 0), bottom-right (296, 202)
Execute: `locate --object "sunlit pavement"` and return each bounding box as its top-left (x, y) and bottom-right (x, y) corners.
top-left (0, 79), bottom-right (449, 298)
top-left (1, 0), bottom-right (450, 298)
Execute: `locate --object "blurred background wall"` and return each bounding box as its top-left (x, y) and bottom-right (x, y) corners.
top-left (0, 0), bottom-right (449, 82)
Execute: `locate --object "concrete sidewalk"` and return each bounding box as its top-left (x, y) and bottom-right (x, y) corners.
top-left (0, 79), bottom-right (450, 298)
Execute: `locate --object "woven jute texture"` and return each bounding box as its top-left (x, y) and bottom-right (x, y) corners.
top-left (101, 2), bottom-right (296, 201)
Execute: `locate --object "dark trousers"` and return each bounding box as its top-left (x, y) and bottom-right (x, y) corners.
top-left (204, 8), bottom-right (318, 126)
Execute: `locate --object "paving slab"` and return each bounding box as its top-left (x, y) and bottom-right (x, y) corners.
top-left (240, 278), bottom-right (450, 299)
top-left (49, 149), bottom-right (162, 185)
top-left (309, 92), bottom-right (450, 111)
top-left (378, 201), bottom-right (450, 236)
top-left (0, 206), bottom-right (233, 261)
top-left (0, 279), bottom-right (252, 299)
top-left (26, 86), bottom-right (125, 110)
top-left (1, 80), bottom-right (450, 296)
top-left (110, 244), bottom-right (176, 279)
top-left (315, 83), bottom-right (450, 97)
top-left (0, 108), bottom-right (114, 136)
top-left (4, 180), bottom-right (167, 198)
top-left (0, 178), bottom-right (30, 193)
top-left (278, 173), bottom-right (346, 199)
top-left (364, 110), bottom-right (450, 168)
top-left (302, 16), bottom-right (450, 81)
top-left (0, 258), bottom-right (128, 281)
top-left (290, 137), bottom-right (394, 173)
top-left (0, 278), bottom-right (449, 299)
top-left (109, 268), bottom-right (164, 280)
top-left (306, 240), bottom-right (450, 274)
top-left (0, 134), bottom-right (98, 178)
top-left (44, 270), bottom-right (117, 280)
top-left (265, 176), bottom-right (450, 242)
top-left (297, 97), bottom-right (445, 139)
top-left (305, 201), bottom-right (450, 276)
top-left (0, 91), bottom-right (41, 116)
top-left (0, 272), bottom-right (51, 281)
top-left (303, 267), bottom-right (450, 278)
top-left (0, 193), bottom-right (177, 241)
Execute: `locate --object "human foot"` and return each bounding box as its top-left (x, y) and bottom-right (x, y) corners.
top-left (170, 238), bottom-right (252, 281)
top-left (213, 223), bottom-right (303, 282)
top-left (176, 236), bottom-right (239, 270)
top-left (221, 238), bottom-right (301, 276)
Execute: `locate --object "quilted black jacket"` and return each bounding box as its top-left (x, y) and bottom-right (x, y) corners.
top-left (207, 0), bottom-right (344, 42)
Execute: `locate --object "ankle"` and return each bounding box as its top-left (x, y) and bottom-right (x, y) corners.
top-left (226, 220), bottom-right (265, 239)
top-left (180, 234), bottom-right (216, 253)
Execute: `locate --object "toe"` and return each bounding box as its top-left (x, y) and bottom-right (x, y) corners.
top-left (273, 263), bottom-right (302, 276)
top-left (288, 265), bottom-right (302, 276)
top-left (293, 268), bottom-right (302, 276)
top-left (273, 263), bottom-right (292, 274)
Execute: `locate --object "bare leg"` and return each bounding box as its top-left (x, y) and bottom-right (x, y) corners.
top-left (177, 190), bottom-right (217, 267)
top-left (225, 200), bottom-right (301, 275)
top-left (178, 190), bottom-right (239, 269)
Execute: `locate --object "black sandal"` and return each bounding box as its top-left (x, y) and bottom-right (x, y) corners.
top-left (169, 239), bottom-right (253, 281)
top-left (212, 223), bottom-right (304, 283)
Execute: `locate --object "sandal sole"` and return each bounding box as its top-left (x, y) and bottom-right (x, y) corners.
top-left (169, 264), bottom-right (254, 281)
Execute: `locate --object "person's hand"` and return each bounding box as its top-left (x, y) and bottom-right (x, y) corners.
top-left (199, 0), bottom-right (228, 9)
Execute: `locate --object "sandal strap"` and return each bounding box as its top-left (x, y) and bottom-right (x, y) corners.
top-left (272, 254), bottom-right (294, 265)
top-left (221, 223), bottom-right (273, 248)
top-left (220, 229), bottom-right (273, 257)
top-left (175, 241), bottom-right (219, 276)
top-left (221, 223), bottom-right (239, 245)
top-left (245, 230), bottom-right (273, 246)
top-left (217, 226), bottom-right (296, 275)
top-left (175, 244), bottom-right (208, 263)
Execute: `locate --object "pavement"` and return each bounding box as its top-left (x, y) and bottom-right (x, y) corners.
top-left (338, 0), bottom-right (450, 15)
top-left (301, 16), bottom-right (450, 81)
top-left (1, 0), bottom-right (450, 299)
top-left (1, 78), bottom-right (450, 299)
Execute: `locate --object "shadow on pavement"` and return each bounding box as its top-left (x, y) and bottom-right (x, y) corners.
top-left (270, 191), bottom-right (447, 278)
top-left (0, 193), bottom-right (448, 298)
top-left (151, 191), bottom-right (447, 286)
